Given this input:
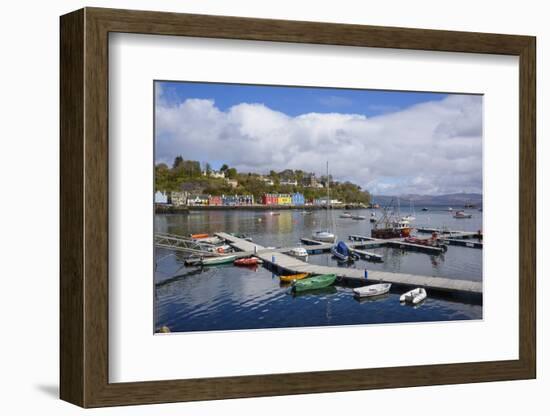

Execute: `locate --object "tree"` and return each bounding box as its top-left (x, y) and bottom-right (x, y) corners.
top-left (226, 167), bottom-right (237, 179)
top-left (205, 162), bottom-right (212, 175)
top-left (172, 155), bottom-right (184, 170)
top-left (220, 164), bottom-right (229, 172)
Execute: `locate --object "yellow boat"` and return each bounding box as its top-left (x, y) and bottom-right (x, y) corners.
top-left (279, 273), bottom-right (309, 283)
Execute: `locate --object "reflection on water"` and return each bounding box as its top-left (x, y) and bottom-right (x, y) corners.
top-left (155, 207), bottom-right (482, 332)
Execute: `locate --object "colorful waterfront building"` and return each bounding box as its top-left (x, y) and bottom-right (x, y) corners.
top-left (209, 195), bottom-right (222, 206)
top-left (223, 195), bottom-right (239, 206)
top-left (170, 191), bottom-right (188, 206)
top-left (262, 193), bottom-right (278, 205)
top-left (187, 194), bottom-right (209, 206)
top-left (278, 194), bottom-right (292, 205)
top-left (291, 192), bottom-right (305, 206)
top-left (237, 195), bottom-right (254, 205)
top-left (155, 191), bottom-right (169, 204)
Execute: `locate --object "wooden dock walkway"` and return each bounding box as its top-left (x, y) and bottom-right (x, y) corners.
top-left (215, 232), bottom-right (482, 299)
top-left (416, 227), bottom-right (482, 239)
top-left (443, 239), bottom-right (483, 249)
top-left (349, 234), bottom-right (445, 254)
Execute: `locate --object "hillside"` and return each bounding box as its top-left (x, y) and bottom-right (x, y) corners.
top-left (372, 193), bottom-right (482, 207)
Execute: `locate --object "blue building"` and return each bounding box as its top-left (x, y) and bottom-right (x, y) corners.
top-left (291, 192), bottom-right (305, 206)
top-left (154, 191), bottom-right (168, 204)
top-left (222, 195), bottom-right (238, 206)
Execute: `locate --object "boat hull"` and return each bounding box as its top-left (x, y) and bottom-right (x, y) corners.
top-left (371, 226), bottom-right (412, 238)
top-left (279, 273), bottom-right (309, 283)
top-left (201, 255), bottom-right (237, 266)
top-left (292, 274), bottom-right (337, 292)
top-left (353, 283), bottom-right (391, 298)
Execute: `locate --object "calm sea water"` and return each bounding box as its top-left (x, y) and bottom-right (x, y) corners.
top-left (155, 207), bottom-right (482, 332)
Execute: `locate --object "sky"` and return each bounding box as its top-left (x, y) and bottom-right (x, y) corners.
top-left (155, 81), bottom-right (483, 196)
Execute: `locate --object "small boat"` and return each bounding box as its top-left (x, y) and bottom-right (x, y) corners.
top-left (353, 283), bottom-right (391, 298)
top-left (421, 207), bottom-right (429, 212)
top-left (453, 210), bottom-right (473, 219)
top-left (200, 254), bottom-right (237, 266)
top-left (448, 207), bottom-right (453, 212)
top-left (352, 215), bottom-right (366, 220)
top-left (369, 212), bottom-right (377, 223)
top-left (331, 241), bottom-right (353, 262)
top-left (279, 273), bottom-right (309, 283)
top-left (190, 233), bottom-right (209, 239)
top-left (340, 212), bottom-right (353, 218)
top-left (401, 215), bottom-right (416, 222)
top-left (207, 244), bottom-right (233, 254)
top-left (288, 247), bottom-right (308, 260)
top-left (234, 257), bottom-right (262, 267)
top-left (400, 287), bottom-right (427, 304)
top-left (292, 274), bottom-right (337, 292)
top-left (312, 230), bottom-right (337, 243)
top-left (270, 212), bottom-right (281, 216)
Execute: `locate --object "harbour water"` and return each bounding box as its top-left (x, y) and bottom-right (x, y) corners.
top-left (155, 207), bottom-right (482, 333)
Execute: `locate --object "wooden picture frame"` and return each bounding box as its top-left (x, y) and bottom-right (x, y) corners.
top-left (60, 7), bottom-right (536, 408)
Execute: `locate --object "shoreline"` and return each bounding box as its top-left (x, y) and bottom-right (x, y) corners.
top-left (155, 204), bottom-right (369, 214)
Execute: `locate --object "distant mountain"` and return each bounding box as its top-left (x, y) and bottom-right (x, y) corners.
top-left (372, 193), bottom-right (482, 207)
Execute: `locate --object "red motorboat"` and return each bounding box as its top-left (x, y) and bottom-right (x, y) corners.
top-left (234, 257), bottom-right (263, 267)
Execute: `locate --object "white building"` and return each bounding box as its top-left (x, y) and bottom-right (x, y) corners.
top-left (202, 170), bottom-right (226, 179)
top-left (260, 177), bottom-right (274, 186)
top-left (154, 191), bottom-right (169, 204)
top-left (170, 191), bottom-right (188, 206)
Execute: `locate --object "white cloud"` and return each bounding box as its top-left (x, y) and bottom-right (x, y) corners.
top-left (155, 94), bottom-right (482, 195)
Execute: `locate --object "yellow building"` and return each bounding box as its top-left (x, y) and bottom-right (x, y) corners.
top-left (277, 194), bottom-right (292, 205)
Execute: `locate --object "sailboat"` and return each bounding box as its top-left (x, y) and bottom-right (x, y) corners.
top-left (401, 199), bottom-right (416, 222)
top-left (312, 161), bottom-right (337, 243)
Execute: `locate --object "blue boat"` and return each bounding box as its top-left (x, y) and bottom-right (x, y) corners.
top-left (331, 241), bottom-right (354, 262)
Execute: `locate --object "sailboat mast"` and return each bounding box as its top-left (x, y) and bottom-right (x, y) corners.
top-left (326, 161), bottom-right (330, 227)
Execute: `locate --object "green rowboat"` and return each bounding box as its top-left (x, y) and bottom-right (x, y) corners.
top-left (200, 254), bottom-right (236, 266)
top-left (292, 274), bottom-right (337, 292)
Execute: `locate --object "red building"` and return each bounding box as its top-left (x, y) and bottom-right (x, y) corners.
top-left (262, 193), bottom-right (278, 205)
top-left (208, 195), bottom-right (222, 206)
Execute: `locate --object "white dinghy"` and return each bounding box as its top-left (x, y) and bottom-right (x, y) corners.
top-left (353, 283), bottom-right (391, 298)
top-left (400, 287), bottom-right (427, 305)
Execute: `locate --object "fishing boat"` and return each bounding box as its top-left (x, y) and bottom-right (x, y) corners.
top-left (400, 287), bottom-right (427, 304)
top-left (279, 273), bottom-right (309, 283)
top-left (453, 210), bottom-right (473, 219)
top-left (331, 241), bottom-right (353, 262)
top-left (292, 274), bottom-right (337, 292)
top-left (234, 257), bottom-right (263, 267)
top-left (369, 212), bottom-right (377, 222)
top-left (352, 214), bottom-right (366, 220)
top-left (353, 283), bottom-right (392, 298)
top-left (200, 254), bottom-right (237, 266)
top-left (371, 199), bottom-right (412, 239)
top-left (312, 161), bottom-right (337, 243)
top-left (340, 212), bottom-right (353, 218)
top-left (288, 247), bottom-right (308, 260)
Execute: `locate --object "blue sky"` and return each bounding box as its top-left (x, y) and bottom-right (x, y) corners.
top-left (156, 81), bottom-right (449, 118)
top-left (155, 81), bottom-right (482, 196)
